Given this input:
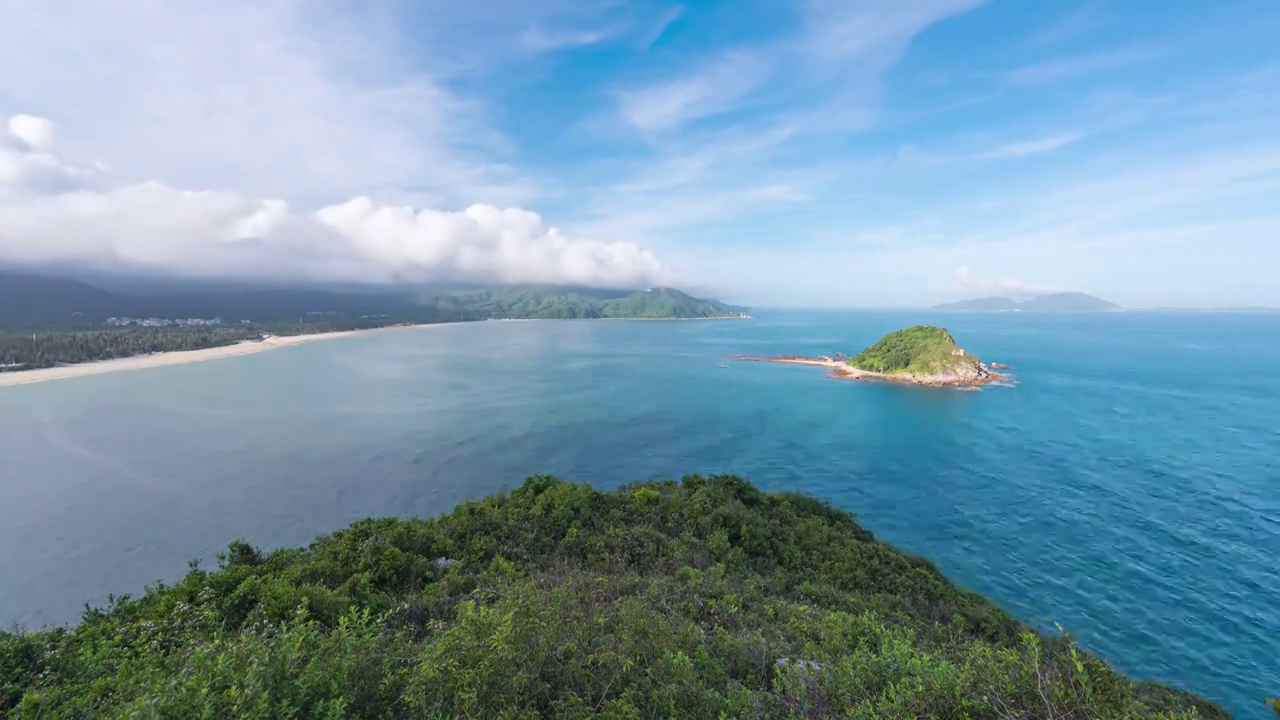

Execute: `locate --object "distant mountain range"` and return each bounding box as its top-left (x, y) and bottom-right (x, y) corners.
top-left (934, 292), bottom-right (1120, 313)
top-left (0, 270), bottom-right (747, 329)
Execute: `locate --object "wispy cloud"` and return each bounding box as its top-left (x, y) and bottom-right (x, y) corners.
top-left (613, 1), bottom-right (990, 135)
top-left (638, 6), bottom-right (685, 49)
top-left (955, 266), bottom-right (1063, 296)
top-left (1009, 47), bottom-right (1157, 85)
top-left (614, 52), bottom-right (771, 133)
top-left (895, 130), bottom-right (1085, 166)
top-left (977, 131), bottom-right (1084, 158)
top-left (1022, 7), bottom-right (1104, 47)
top-left (799, 0), bottom-right (989, 66)
top-left (522, 23), bottom-right (625, 52)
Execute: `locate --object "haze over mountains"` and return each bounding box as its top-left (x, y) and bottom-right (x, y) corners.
top-left (934, 292), bottom-right (1121, 313)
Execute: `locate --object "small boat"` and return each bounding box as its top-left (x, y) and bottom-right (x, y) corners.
top-left (718, 363), bottom-right (728, 368)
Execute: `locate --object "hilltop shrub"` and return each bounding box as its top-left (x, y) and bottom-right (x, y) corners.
top-left (2, 475), bottom-right (1225, 719)
top-left (849, 325), bottom-right (969, 374)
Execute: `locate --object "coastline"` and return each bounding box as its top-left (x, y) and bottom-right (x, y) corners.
top-left (0, 315), bottom-right (753, 388)
top-left (592, 315), bottom-right (752, 321)
top-left (0, 325), bottom-right (443, 389)
top-left (728, 354), bottom-right (1005, 387)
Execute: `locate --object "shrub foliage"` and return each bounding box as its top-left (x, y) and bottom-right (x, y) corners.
top-left (1, 476), bottom-right (1227, 718)
top-left (848, 325), bottom-right (975, 375)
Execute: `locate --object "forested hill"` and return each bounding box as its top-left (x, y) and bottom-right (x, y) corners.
top-left (0, 271), bottom-right (744, 328)
top-left (440, 285), bottom-right (748, 319)
top-left (0, 476), bottom-right (1226, 717)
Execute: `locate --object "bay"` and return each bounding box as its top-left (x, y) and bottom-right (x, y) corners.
top-left (1, 311), bottom-right (1277, 717)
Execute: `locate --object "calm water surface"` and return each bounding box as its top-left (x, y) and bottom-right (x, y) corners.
top-left (1, 311), bottom-right (1277, 717)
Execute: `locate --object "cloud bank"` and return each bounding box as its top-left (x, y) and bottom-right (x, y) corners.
top-left (0, 114), bottom-right (666, 288)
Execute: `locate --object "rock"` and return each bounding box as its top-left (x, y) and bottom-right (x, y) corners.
top-left (432, 557), bottom-right (459, 569)
top-left (775, 657), bottom-right (825, 676)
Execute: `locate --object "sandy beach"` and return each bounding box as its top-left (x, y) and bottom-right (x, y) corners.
top-left (0, 316), bottom-right (752, 389)
top-left (0, 325), bottom-right (441, 389)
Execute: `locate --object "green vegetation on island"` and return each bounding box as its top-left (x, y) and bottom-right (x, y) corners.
top-left (1, 476), bottom-right (1224, 718)
top-left (848, 325), bottom-right (986, 377)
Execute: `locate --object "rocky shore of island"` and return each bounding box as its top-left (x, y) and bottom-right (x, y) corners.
top-left (727, 354), bottom-right (1006, 388)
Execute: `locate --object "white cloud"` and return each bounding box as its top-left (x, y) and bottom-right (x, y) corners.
top-left (6, 115), bottom-right (56, 152)
top-left (0, 0), bottom-right (523, 205)
top-left (0, 113), bottom-right (666, 288)
top-left (0, 113), bottom-right (101, 191)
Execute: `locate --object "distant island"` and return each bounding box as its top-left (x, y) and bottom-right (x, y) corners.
top-left (0, 270), bottom-right (747, 379)
top-left (0, 475), bottom-right (1225, 718)
top-left (732, 325), bottom-right (1004, 387)
top-left (934, 292), bottom-right (1120, 312)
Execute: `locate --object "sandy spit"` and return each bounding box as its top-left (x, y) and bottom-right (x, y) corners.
top-left (726, 355), bottom-right (1006, 388)
top-left (0, 324), bottom-right (448, 389)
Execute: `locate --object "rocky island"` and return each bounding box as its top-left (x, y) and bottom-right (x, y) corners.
top-left (731, 325), bottom-right (1004, 387)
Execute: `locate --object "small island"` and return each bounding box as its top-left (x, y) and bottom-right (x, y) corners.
top-left (731, 325), bottom-right (1005, 387)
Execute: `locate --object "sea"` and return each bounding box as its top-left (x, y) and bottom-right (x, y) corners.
top-left (0, 311), bottom-right (1276, 718)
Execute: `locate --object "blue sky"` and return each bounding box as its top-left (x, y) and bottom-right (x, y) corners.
top-left (1, 1), bottom-right (1278, 307)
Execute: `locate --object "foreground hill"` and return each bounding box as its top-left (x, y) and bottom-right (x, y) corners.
top-left (1, 476), bottom-right (1224, 718)
top-left (935, 292), bottom-right (1120, 312)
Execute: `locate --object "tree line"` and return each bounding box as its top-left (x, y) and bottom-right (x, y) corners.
top-left (0, 320), bottom-right (447, 370)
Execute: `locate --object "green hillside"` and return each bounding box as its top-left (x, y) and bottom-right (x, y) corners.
top-left (437, 285), bottom-right (744, 320)
top-left (0, 271), bottom-right (745, 329)
top-left (848, 325), bottom-right (985, 375)
top-left (599, 287), bottom-right (745, 318)
top-left (1, 476), bottom-right (1223, 718)
top-left (0, 275), bottom-right (746, 371)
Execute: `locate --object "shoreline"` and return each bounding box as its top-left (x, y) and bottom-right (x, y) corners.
top-left (587, 316), bottom-right (752, 322)
top-left (727, 354), bottom-right (1005, 388)
top-left (0, 315), bottom-right (754, 389)
top-left (0, 324), bottom-right (447, 389)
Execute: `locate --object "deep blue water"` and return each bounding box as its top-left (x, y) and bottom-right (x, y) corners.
top-left (1, 311), bottom-right (1277, 717)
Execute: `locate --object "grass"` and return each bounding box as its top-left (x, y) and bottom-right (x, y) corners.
top-left (1, 475), bottom-right (1228, 719)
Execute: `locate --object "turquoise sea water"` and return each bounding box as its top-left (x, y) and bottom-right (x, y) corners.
top-left (1, 311), bottom-right (1277, 717)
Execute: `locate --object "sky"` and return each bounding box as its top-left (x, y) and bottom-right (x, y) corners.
top-left (1, 0), bottom-right (1278, 308)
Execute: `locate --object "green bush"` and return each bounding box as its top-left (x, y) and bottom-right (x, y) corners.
top-left (849, 325), bottom-right (977, 375)
top-left (2, 476), bottom-right (1227, 718)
